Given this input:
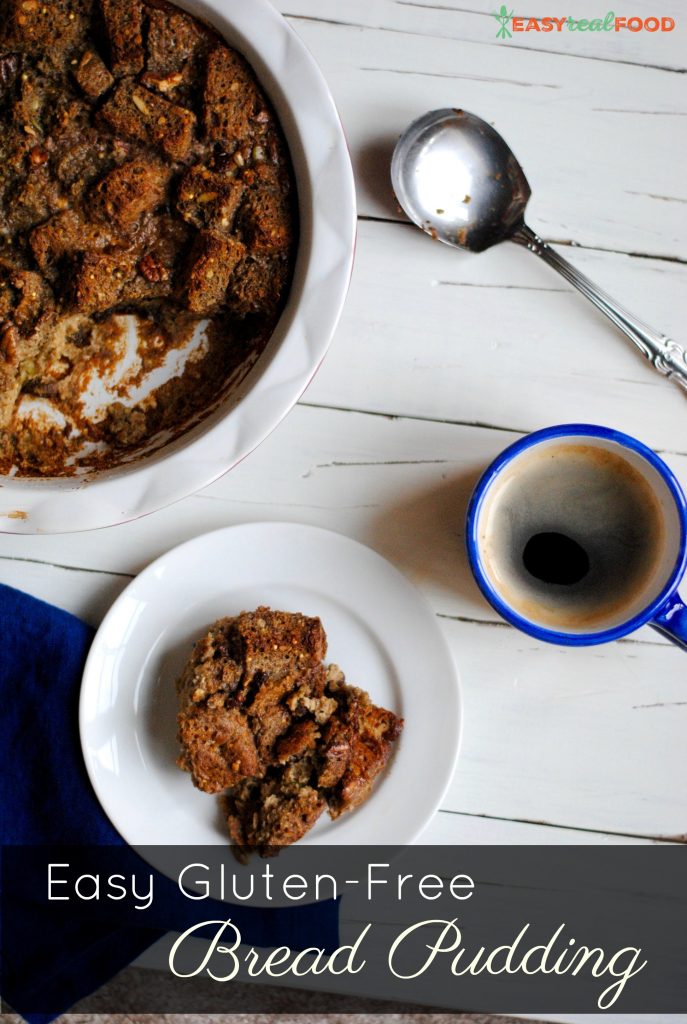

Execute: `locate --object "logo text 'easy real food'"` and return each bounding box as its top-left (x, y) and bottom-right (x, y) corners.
top-left (493, 8), bottom-right (676, 38)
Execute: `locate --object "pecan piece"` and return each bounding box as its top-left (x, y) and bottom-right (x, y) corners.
top-left (139, 254), bottom-right (169, 283)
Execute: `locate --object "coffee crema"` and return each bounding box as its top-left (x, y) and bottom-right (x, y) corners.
top-left (478, 443), bottom-right (666, 631)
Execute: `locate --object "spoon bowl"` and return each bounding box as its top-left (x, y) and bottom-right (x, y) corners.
top-left (391, 107), bottom-right (687, 390)
top-left (391, 108), bottom-right (531, 253)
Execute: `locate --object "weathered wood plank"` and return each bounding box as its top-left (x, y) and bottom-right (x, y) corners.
top-left (2, 405), bottom-right (684, 642)
top-left (276, 13), bottom-right (687, 258)
top-left (304, 222), bottom-right (687, 447)
top-left (278, 0), bottom-right (686, 71)
top-left (439, 616), bottom-right (687, 839)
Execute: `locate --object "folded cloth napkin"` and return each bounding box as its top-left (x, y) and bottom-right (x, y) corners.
top-left (0, 584), bottom-right (339, 1023)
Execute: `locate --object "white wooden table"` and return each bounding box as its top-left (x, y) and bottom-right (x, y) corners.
top-left (1, 0), bottom-right (685, 971)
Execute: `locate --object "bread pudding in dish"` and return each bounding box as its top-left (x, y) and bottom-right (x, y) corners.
top-left (0, 0), bottom-right (296, 475)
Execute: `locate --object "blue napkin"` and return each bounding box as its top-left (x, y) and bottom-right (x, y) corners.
top-left (0, 584), bottom-right (339, 1022)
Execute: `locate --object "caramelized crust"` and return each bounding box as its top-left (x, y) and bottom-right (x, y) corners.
top-left (100, 0), bottom-right (146, 77)
top-left (177, 704), bottom-right (260, 793)
top-left (146, 2), bottom-right (212, 77)
top-left (74, 49), bottom-right (115, 99)
top-left (226, 774), bottom-right (327, 854)
top-left (1, 0), bottom-right (92, 65)
top-left (203, 45), bottom-right (260, 149)
top-left (234, 607), bottom-right (328, 680)
top-left (184, 231), bottom-right (245, 315)
top-left (177, 164), bottom-right (245, 234)
top-left (90, 159), bottom-right (170, 231)
top-left (99, 80), bottom-right (197, 161)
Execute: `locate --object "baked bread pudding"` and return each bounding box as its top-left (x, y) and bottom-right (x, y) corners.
top-left (0, 0), bottom-right (296, 475)
top-left (176, 608), bottom-right (404, 857)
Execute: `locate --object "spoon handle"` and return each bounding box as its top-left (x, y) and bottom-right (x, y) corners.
top-left (512, 223), bottom-right (687, 391)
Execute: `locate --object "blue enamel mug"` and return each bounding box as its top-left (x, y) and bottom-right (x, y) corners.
top-left (466, 424), bottom-right (687, 650)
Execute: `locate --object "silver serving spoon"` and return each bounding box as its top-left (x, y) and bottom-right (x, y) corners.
top-left (391, 108), bottom-right (687, 390)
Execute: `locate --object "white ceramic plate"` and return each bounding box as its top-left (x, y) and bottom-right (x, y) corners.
top-left (1, 0), bottom-right (356, 534)
top-left (80, 523), bottom-right (462, 851)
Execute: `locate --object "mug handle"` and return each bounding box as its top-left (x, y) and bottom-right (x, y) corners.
top-left (651, 592), bottom-right (687, 652)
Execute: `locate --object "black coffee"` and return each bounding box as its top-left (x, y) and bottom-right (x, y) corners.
top-left (523, 532), bottom-right (590, 586)
top-left (479, 442), bottom-right (667, 631)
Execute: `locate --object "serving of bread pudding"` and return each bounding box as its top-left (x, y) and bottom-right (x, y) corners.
top-left (176, 608), bottom-right (403, 857)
